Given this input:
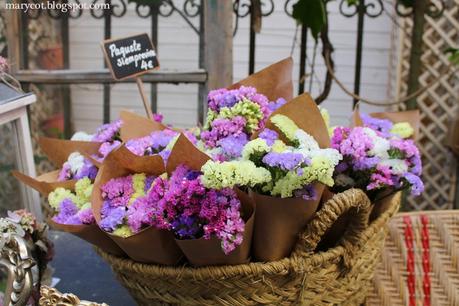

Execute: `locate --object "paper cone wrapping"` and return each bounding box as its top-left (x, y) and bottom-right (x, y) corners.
top-left (13, 170), bottom-right (125, 256)
top-left (447, 117), bottom-right (459, 155)
top-left (38, 137), bottom-right (101, 168)
top-left (167, 135), bottom-right (255, 266)
top-left (165, 133), bottom-right (211, 175)
top-left (251, 93), bottom-right (330, 261)
top-left (12, 170), bottom-right (76, 196)
top-left (47, 219), bottom-right (125, 256)
top-left (250, 183), bottom-right (324, 262)
top-left (176, 189), bottom-right (255, 266)
top-left (369, 191), bottom-right (401, 222)
top-left (228, 57), bottom-right (294, 102)
top-left (252, 92), bottom-right (331, 148)
top-left (119, 110), bottom-right (167, 141)
top-left (91, 147), bottom-right (183, 264)
top-left (352, 107), bottom-right (421, 140)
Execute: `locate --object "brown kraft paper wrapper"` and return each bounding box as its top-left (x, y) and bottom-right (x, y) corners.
top-left (352, 107), bottom-right (420, 140)
top-left (167, 134), bottom-right (255, 266)
top-left (38, 137), bottom-right (102, 168)
top-left (119, 109), bottom-right (167, 141)
top-left (12, 170), bottom-right (76, 196)
top-left (250, 183), bottom-right (325, 262)
top-left (91, 147), bottom-right (183, 265)
top-left (176, 189), bottom-right (255, 266)
top-left (47, 219), bottom-right (125, 256)
top-left (252, 92), bottom-right (331, 148)
top-left (228, 57), bottom-right (294, 102)
top-left (13, 170), bottom-right (125, 256)
top-left (369, 191), bottom-right (402, 222)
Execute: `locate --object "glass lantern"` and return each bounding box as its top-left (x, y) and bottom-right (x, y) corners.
top-left (0, 83), bottom-right (42, 220)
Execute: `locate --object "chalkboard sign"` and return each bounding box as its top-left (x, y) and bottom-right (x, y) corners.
top-left (102, 33), bottom-right (159, 80)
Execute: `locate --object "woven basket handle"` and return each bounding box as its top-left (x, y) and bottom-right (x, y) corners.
top-left (295, 188), bottom-right (372, 254)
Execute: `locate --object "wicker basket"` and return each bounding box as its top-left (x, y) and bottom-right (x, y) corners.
top-left (97, 189), bottom-right (400, 306)
top-left (366, 210), bottom-right (459, 306)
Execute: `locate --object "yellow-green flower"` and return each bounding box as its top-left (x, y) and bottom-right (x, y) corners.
top-left (390, 122), bottom-right (414, 139)
top-left (219, 99), bottom-right (263, 133)
top-left (48, 188), bottom-right (78, 210)
top-left (270, 114), bottom-right (299, 145)
top-left (113, 225), bottom-right (133, 238)
top-left (200, 160), bottom-right (271, 190)
top-left (242, 138), bottom-right (270, 160)
top-left (129, 173), bottom-right (146, 204)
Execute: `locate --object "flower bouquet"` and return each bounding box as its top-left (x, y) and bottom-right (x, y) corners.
top-left (163, 134), bottom-right (254, 266)
top-left (201, 94), bottom-right (341, 261)
top-left (10, 57), bottom-right (424, 304)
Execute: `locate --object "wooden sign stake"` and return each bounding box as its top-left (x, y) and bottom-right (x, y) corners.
top-left (136, 77), bottom-right (153, 120)
top-left (102, 33), bottom-right (160, 121)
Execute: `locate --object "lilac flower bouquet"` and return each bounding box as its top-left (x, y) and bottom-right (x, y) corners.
top-left (99, 173), bottom-right (157, 237)
top-left (199, 86), bottom-right (286, 161)
top-left (49, 178), bottom-right (95, 225)
top-left (330, 125), bottom-right (424, 199)
top-left (202, 114), bottom-right (342, 200)
top-left (151, 165), bottom-right (246, 256)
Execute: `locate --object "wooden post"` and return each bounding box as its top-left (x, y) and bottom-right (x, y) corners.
top-left (5, 8), bottom-right (21, 73)
top-left (136, 77), bottom-right (154, 120)
top-left (405, 0), bottom-right (428, 110)
top-left (199, 0), bottom-right (233, 123)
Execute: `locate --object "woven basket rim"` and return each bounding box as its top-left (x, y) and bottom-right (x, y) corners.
top-left (96, 188), bottom-right (400, 280)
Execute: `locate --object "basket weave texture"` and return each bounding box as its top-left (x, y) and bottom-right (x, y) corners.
top-left (97, 189), bottom-right (400, 306)
top-left (366, 210), bottom-right (459, 306)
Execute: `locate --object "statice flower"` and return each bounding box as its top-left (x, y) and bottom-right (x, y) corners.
top-left (58, 152), bottom-right (98, 181)
top-left (216, 134), bottom-right (248, 160)
top-left (99, 173), bottom-right (158, 236)
top-left (200, 160), bottom-right (271, 190)
top-left (267, 98), bottom-right (287, 112)
top-left (97, 141), bottom-right (121, 160)
top-left (48, 178), bottom-right (95, 225)
top-left (203, 115), bottom-right (342, 200)
top-left (149, 165), bottom-right (245, 254)
top-left (331, 124), bottom-right (423, 197)
top-left (126, 129), bottom-right (177, 156)
top-left (390, 122), bottom-right (414, 139)
top-left (361, 113), bottom-right (393, 136)
top-left (259, 129), bottom-right (279, 146)
top-left (71, 131), bottom-right (94, 141)
top-left (201, 86), bottom-right (286, 160)
top-left (361, 113), bottom-right (414, 139)
top-left (92, 119), bottom-right (123, 143)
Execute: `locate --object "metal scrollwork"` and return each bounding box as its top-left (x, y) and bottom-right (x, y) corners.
top-left (0, 234), bottom-right (35, 306)
top-left (339, 0), bottom-right (384, 18)
top-left (39, 286), bottom-right (109, 306)
top-left (284, 0), bottom-right (294, 17)
top-left (426, 0), bottom-right (445, 18)
top-left (233, 0), bottom-right (276, 36)
top-left (395, 0), bottom-right (445, 18)
top-left (183, 0), bottom-right (200, 18)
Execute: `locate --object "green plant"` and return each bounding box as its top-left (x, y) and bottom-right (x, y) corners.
top-left (446, 47), bottom-right (459, 65)
top-left (291, 0), bottom-right (326, 40)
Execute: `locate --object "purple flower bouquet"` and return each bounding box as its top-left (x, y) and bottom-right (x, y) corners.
top-left (91, 148), bottom-right (183, 264)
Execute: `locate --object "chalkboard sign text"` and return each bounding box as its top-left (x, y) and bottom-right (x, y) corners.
top-left (102, 33), bottom-right (159, 80)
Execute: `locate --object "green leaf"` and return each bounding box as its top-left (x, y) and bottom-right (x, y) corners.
top-left (292, 0), bottom-right (327, 40)
top-left (445, 47), bottom-right (459, 65)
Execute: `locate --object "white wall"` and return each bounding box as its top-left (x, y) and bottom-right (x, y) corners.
top-left (69, 0), bottom-right (395, 132)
